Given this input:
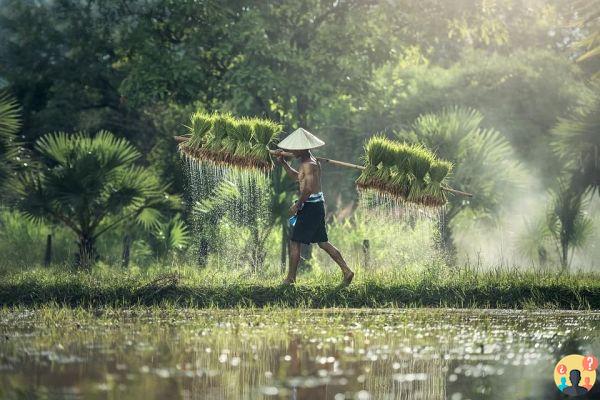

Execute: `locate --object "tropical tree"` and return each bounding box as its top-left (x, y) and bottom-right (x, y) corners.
top-left (518, 182), bottom-right (593, 270)
top-left (539, 95), bottom-right (599, 270)
top-left (551, 93), bottom-right (600, 196)
top-left (16, 131), bottom-right (180, 268)
top-left (142, 214), bottom-right (190, 264)
top-left (120, 213), bottom-right (190, 268)
top-left (546, 181), bottom-right (593, 270)
top-left (0, 91), bottom-right (21, 197)
top-left (396, 107), bottom-right (526, 255)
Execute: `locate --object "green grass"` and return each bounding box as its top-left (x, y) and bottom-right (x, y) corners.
top-left (1, 264), bottom-right (599, 309)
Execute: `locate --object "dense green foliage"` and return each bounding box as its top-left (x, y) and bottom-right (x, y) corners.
top-left (0, 0), bottom-right (598, 270)
top-left (0, 91), bottom-right (21, 196)
top-left (16, 132), bottom-right (180, 267)
top-left (552, 93), bottom-right (600, 196)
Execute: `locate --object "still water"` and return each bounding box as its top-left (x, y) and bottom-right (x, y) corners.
top-left (0, 308), bottom-right (599, 399)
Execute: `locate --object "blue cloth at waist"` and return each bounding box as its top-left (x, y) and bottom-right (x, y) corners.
top-left (304, 192), bottom-right (324, 203)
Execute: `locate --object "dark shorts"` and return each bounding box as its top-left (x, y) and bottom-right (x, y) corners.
top-left (291, 201), bottom-right (328, 244)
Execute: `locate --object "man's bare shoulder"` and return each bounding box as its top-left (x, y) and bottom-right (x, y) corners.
top-left (301, 159), bottom-right (319, 172)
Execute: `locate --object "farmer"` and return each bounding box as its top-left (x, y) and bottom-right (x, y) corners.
top-left (273, 128), bottom-right (354, 286)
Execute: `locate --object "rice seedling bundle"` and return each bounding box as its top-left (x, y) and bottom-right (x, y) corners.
top-left (249, 118), bottom-right (282, 169)
top-left (422, 160), bottom-right (453, 207)
top-left (188, 112), bottom-right (213, 148)
top-left (356, 136), bottom-right (452, 207)
top-left (180, 112), bottom-right (283, 171)
top-left (407, 145), bottom-right (435, 203)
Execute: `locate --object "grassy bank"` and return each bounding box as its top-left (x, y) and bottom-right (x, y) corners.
top-left (1, 265), bottom-right (599, 309)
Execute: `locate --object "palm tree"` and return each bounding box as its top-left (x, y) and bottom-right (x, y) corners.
top-left (551, 93), bottom-right (600, 196)
top-left (16, 131), bottom-right (180, 268)
top-left (546, 180), bottom-right (592, 270)
top-left (0, 91), bottom-right (21, 196)
top-left (396, 107), bottom-right (526, 255)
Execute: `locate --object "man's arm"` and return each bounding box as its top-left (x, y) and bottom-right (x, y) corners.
top-left (274, 150), bottom-right (299, 180)
top-left (281, 160), bottom-right (299, 181)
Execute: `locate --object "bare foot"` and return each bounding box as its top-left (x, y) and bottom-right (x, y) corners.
top-left (342, 270), bottom-right (354, 286)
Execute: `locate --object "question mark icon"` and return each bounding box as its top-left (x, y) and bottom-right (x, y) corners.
top-left (557, 364), bottom-right (567, 374)
top-left (582, 355), bottom-right (599, 371)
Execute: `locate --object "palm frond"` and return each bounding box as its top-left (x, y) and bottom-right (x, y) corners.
top-left (396, 106), bottom-right (525, 213)
top-left (551, 95), bottom-right (600, 194)
top-left (0, 91), bottom-right (21, 140)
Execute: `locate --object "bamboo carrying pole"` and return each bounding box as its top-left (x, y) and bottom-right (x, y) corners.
top-left (174, 135), bottom-right (473, 198)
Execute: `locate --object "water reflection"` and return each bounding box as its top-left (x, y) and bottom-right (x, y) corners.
top-left (0, 309), bottom-right (599, 399)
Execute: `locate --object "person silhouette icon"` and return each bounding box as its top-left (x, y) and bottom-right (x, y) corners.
top-left (563, 369), bottom-right (589, 396)
top-left (558, 376), bottom-right (568, 391)
top-left (583, 376), bottom-right (593, 391)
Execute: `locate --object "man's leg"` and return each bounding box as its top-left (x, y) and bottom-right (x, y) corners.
top-left (317, 242), bottom-right (354, 284)
top-left (283, 240), bottom-right (301, 284)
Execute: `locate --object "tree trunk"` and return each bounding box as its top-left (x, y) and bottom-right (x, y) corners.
top-left (561, 239), bottom-right (569, 271)
top-left (76, 234), bottom-right (96, 269)
top-left (251, 225), bottom-right (260, 273)
top-left (198, 238), bottom-right (209, 267)
top-left (43, 234), bottom-right (52, 267)
top-left (121, 234), bottom-right (132, 268)
top-left (438, 210), bottom-right (457, 265)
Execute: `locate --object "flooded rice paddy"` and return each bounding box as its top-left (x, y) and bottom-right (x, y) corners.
top-left (1, 308), bottom-right (599, 399)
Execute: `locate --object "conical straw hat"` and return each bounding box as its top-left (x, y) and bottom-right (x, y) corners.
top-left (277, 127), bottom-right (325, 150)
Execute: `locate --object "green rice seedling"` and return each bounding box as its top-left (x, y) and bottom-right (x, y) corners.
top-left (221, 118), bottom-right (240, 157)
top-left (363, 135), bottom-right (388, 167)
top-left (376, 140), bottom-right (398, 186)
top-left (188, 112), bottom-right (213, 148)
top-left (422, 160), bottom-right (453, 206)
top-left (232, 118), bottom-right (255, 166)
top-left (407, 145), bottom-right (435, 202)
top-left (356, 164), bottom-right (376, 186)
top-left (253, 119), bottom-right (282, 148)
top-left (388, 166), bottom-right (411, 198)
top-left (357, 136), bottom-right (388, 188)
top-left (429, 160), bottom-right (453, 183)
top-left (422, 181), bottom-right (445, 207)
top-left (207, 114), bottom-right (231, 152)
top-left (249, 118), bottom-right (283, 170)
top-left (410, 145), bottom-right (435, 181)
top-left (394, 143), bottom-right (412, 172)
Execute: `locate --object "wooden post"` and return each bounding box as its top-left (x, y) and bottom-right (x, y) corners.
top-left (121, 234), bottom-right (131, 268)
top-left (362, 239), bottom-right (370, 269)
top-left (43, 234), bottom-right (52, 267)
